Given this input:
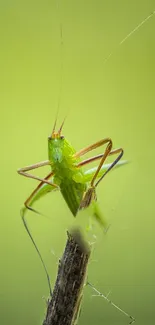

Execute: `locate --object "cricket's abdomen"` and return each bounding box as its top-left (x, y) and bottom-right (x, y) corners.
top-left (48, 136), bottom-right (87, 215)
top-left (60, 178), bottom-right (86, 216)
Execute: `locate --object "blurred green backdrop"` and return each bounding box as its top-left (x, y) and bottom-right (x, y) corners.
top-left (0, 0), bottom-right (155, 324)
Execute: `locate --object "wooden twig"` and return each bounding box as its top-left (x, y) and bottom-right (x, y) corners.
top-left (43, 228), bottom-right (91, 325)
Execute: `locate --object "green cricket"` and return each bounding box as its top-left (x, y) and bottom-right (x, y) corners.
top-left (18, 118), bottom-right (125, 295)
top-left (16, 11), bottom-right (154, 323)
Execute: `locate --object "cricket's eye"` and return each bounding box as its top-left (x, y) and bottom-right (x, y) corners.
top-left (60, 135), bottom-right (64, 139)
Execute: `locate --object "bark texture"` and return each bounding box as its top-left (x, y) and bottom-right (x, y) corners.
top-left (43, 228), bottom-right (91, 325)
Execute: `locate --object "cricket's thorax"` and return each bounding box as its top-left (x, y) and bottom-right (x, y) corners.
top-left (48, 137), bottom-right (77, 177)
top-left (48, 137), bottom-right (87, 215)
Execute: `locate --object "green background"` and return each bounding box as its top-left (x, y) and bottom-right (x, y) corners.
top-left (0, 0), bottom-right (155, 324)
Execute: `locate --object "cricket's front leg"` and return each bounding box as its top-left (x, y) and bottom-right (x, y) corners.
top-left (24, 171), bottom-right (58, 212)
top-left (17, 160), bottom-right (57, 187)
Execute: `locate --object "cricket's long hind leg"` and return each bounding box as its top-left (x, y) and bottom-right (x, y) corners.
top-left (74, 138), bottom-right (113, 159)
top-left (75, 138), bottom-right (112, 209)
top-left (77, 144), bottom-right (124, 230)
top-left (79, 147), bottom-right (123, 210)
top-left (93, 147), bottom-right (124, 188)
top-left (22, 172), bottom-right (59, 296)
top-left (76, 148), bottom-right (124, 169)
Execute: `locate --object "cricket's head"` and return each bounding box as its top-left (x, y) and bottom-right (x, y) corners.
top-left (50, 117), bottom-right (65, 139)
top-left (48, 118), bottom-right (66, 163)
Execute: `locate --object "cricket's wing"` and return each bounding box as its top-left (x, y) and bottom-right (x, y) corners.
top-left (60, 178), bottom-right (86, 216)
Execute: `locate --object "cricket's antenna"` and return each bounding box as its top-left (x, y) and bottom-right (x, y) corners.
top-left (51, 102), bottom-right (61, 137)
top-left (52, 117), bottom-right (57, 136)
top-left (57, 23), bottom-right (63, 112)
top-left (56, 0), bottom-right (64, 115)
top-left (58, 116), bottom-right (66, 136)
top-left (104, 10), bottom-right (155, 64)
top-left (51, 2), bottom-right (64, 138)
